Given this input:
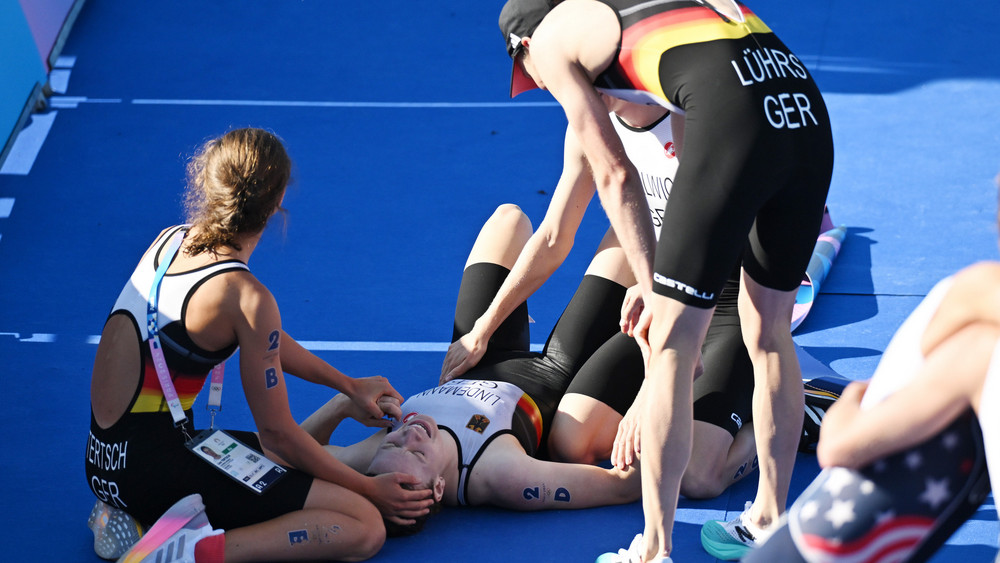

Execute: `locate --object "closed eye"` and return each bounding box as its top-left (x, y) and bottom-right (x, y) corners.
top-left (379, 442), bottom-right (426, 461)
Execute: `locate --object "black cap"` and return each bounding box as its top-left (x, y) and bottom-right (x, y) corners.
top-left (499, 0), bottom-right (553, 58)
top-left (499, 0), bottom-right (554, 97)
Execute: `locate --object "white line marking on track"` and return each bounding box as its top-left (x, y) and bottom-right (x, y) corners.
top-left (131, 99), bottom-right (559, 108)
top-left (0, 198), bottom-right (13, 218)
top-left (54, 55), bottom-right (76, 68)
top-left (83, 336), bottom-right (543, 352)
top-left (301, 341), bottom-right (450, 352)
top-left (0, 332), bottom-right (57, 342)
top-left (49, 69), bottom-right (72, 94)
top-left (49, 97), bottom-right (122, 109)
top-left (0, 113), bottom-right (57, 175)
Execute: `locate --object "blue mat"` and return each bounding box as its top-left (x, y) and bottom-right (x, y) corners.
top-left (1, 1), bottom-right (998, 561)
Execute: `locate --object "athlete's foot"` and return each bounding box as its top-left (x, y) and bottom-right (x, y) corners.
top-left (700, 501), bottom-right (772, 560)
top-left (116, 493), bottom-right (222, 563)
top-left (88, 499), bottom-right (144, 560)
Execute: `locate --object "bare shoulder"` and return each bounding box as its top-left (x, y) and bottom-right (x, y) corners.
top-left (953, 260), bottom-right (1000, 286)
top-left (217, 269), bottom-right (276, 315)
top-left (942, 261), bottom-right (1000, 304)
top-left (466, 434), bottom-right (529, 501)
top-left (534, 0), bottom-right (620, 78)
top-left (475, 434), bottom-right (527, 471)
top-left (187, 268), bottom-right (278, 342)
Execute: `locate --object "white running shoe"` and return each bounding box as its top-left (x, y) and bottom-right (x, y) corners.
top-left (595, 533), bottom-right (673, 563)
top-left (88, 500), bottom-right (144, 560)
top-left (116, 494), bottom-right (222, 563)
top-left (700, 501), bottom-right (770, 560)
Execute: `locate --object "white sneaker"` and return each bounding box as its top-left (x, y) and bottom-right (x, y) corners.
top-left (116, 494), bottom-right (222, 563)
top-left (595, 533), bottom-right (673, 563)
top-left (700, 501), bottom-right (770, 560)
top-left (88, 500), bottom-right (144, 560)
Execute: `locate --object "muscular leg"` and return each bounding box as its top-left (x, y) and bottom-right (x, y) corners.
top-left (549, 227), bottom-right (636, 463)
top-left (222, 481), bottom-right (385, 562)
top-left (682, 421), bottom-right (756, 499)
top-left (684, 275), bottom-right (757, 498)
top-left (554, 395), bottom-right (757, 500)
top-left (738, 271), bottom-right (803, 530)
top-left (553, 237), bottom-right (757, 490)
top-left (465, 203), bottom-right (534, 270)
top-left (583, 227), bottom-right (636, 288)
top-left (550, 394), bottom-right (623, 463)
top-left (641, 295), bottom-right (714, 560)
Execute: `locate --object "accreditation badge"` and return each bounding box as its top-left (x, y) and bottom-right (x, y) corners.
top-left (185, 429), bottom-right (286, 494)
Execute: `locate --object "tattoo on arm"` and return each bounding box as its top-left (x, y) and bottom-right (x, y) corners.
top-left (287, 525), bottom-right (341, 547)
top-left (522, 484), bottom-right (571, 502)
top-left (288, 529), bottom-right (308, 545)
top-left (263, 329), bottom-right (281, 362)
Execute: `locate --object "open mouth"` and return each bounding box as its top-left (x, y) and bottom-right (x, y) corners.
top-left (408, 418), bottom-right (432, 437)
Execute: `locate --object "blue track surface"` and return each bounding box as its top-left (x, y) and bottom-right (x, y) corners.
top-left (1, 1), bottom-right (998, 561)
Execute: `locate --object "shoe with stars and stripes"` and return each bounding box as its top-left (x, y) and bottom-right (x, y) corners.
top-left (700, 501), bottom-right (771, 560)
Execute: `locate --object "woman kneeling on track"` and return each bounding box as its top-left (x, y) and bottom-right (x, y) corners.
top-left (86, 128), bottom-right (432, 563)
top-left (744, 173), bottom-right (1000, 563)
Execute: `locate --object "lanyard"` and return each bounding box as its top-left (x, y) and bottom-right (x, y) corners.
top-left (146, 228), bottom-right (225, 429)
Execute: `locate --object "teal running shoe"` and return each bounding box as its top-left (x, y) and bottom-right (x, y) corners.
top-left (700, 502), bottom-right (769, 560)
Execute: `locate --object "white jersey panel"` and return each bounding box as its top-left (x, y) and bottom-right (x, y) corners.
top-left (611, 112), bottom-right (678, 240)
top-left (399, 379), bottom-right (522, 468)
top-left (399, 379), bottom-right (527, 505)
top-left (861, 277), bottom-right (953, 408)
top-left (111, 225), bottom-right (249, 341)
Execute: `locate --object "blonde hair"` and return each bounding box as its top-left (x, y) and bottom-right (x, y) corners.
top-left (183, 128), bottom-right (291, 255)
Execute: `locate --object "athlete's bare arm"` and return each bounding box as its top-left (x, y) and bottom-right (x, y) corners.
top-left (818, 322), bottom-right (996, 469)
top-left (468, 434), bottom-right (640, 510)
top-left (921, 262), bottom-right (1000, 354)
top-left (439, 86), bottom-right (606, 382)
top-left (530, 0), bottom-right (657, 301)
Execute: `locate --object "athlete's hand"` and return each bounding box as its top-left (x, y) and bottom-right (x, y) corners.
top-left (440, 330), bottom-right (487, 384)
top-left (620, 284), bottom-right (645, 336)
top-left (632, 305), bottom-right (653, 368)
top-left (366, 473), bottom-right (435, 525)
top-left (375, 395), bottom-right (402, 422)
top-left (612, 381), bottom-right (648, 469)
top-left (346, 376), bottom-right (404, 427)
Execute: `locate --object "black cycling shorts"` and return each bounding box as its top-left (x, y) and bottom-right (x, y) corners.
top-left (565, 272), bottom-right (754, 436)
top-left (86, 410), bottom-right (314, 530)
